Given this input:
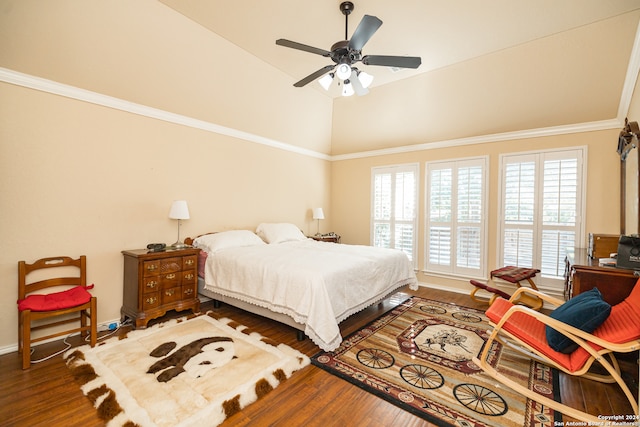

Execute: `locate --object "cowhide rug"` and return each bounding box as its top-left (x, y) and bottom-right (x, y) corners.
top-left (64, 312), bottom-right (309, 427)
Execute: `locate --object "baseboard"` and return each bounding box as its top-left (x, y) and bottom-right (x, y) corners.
top-left (0, 317), bottom-right (122, 356)
top-left (417, 280), bottom-right (470, 296)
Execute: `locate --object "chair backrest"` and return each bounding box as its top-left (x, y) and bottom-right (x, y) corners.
top-left (18, 256), bottom-right (86, 300)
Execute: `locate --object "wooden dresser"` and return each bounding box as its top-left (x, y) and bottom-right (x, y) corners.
top-left (564, 247), bottom-right (639, 305)
top-left (121, 247), bottom-right (200, 328)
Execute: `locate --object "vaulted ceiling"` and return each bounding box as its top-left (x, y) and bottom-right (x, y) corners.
top-left (156, 0), bottom-right (640, 155)
top-left (160, 0), bottom-right (639, 95)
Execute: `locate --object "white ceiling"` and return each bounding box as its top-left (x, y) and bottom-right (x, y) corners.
top-left (159, 0), bottom-right (640, 98)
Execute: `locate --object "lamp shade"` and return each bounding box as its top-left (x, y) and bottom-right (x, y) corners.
top-left (169, 200), bottom-right (190, 220)
top-left (358, 71), bottom-right (374, 89)
top-left (336, 63), bottom-right (351, 80)
top-left (319, 73), bottom-right (334, 91)
top-left (312, 208), bottom-right (325, 220)
top-left (341, 80), bottom-right (354, 97)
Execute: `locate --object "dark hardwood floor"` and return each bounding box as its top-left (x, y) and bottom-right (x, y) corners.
top-left (1, 286), bottom-right (637, 426)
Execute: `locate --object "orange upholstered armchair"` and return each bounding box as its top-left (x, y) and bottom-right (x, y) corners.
top-left (473, 280), bottom-right (640, 423)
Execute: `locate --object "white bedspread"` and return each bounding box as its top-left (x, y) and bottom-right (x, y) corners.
top-left (202, 239), bottom-right (418, 351)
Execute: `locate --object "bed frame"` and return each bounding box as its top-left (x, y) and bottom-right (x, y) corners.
top-left (186, 233), bottom-right (307, 340)
top-left (186, 233), bottom-right (399, 343)
top-left (197, 277), bottom-right (307, 340)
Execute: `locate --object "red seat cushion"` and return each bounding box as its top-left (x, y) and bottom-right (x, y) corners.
top-left (18, 284), bottom-right (94, 312)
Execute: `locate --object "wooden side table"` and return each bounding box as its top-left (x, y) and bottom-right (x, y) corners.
top-left (121, 247), bottom-right (200, 328)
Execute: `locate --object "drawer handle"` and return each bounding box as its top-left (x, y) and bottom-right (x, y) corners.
top-left (145, 296), bottom-right (157, 304)
top-left (146, 281), bottom-right (157, 289)
top-left (146, 264), bottom-right (157, 271)
top-left (165, 289), bottom-right (175, 296)
top-left (184, 273), bottom-right (194, 280)
top-left (184, 288), bottom-right (193, 295)
top-left (165, 273), bottom-right (176, 280)
top-left (185, 259), bottom-right (194, 266)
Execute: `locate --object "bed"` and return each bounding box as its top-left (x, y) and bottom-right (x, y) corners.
top-left (186, 223), bottom-right (418, 352)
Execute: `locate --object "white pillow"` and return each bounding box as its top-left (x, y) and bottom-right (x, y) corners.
top-left (193, 230), bottom-right (265, 253)
top-left (256, 223), bottom-right (306, 244)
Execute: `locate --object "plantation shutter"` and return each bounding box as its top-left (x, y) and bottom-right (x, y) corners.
top-left (371, 164), bottom-right (418, 267)
top-left (499, 149), bottom-right (583, 286)
top-left (540, 153), bottom-right (580, 277)
top-left (426, 158), bottom-right (487, 278)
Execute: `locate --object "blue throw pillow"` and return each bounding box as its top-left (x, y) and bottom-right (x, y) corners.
top-left (545, 288), bottom-right (611, 353)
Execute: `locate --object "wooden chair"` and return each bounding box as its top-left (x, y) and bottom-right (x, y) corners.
top-left (17, 255), bottom-right (97, 369)
top-left (473, 282), bottom-right (640, 423)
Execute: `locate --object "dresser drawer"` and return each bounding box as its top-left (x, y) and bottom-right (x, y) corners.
top-left (182, 255), bottom-right (197, 270)
top-left (182, 284), bottom-right (197, 299)
top-left (162, 287), bottom-right (182, 304)
top-left (142, 276), bottom-right (160, 293)
top-left (160, 257), bottom-right (182, 274)
top-left (143, 293), bottom-right (160, 310)
top-left (182, 269), bottom-right (196, 285)
top-left (143, 260), bottom-right (160, 277)
top-left (160, 271), bottom-right (181, 288)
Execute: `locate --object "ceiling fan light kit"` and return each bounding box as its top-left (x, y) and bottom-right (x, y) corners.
top-left (275, 1), bottom-right (421, 97)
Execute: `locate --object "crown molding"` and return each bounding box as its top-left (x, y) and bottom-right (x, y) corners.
top-left (1, 54), bottom-right (637, 163)
top-left (0, 67), bottom-right (331, 161)
top-left (329, 119), bottom-right (624, 161)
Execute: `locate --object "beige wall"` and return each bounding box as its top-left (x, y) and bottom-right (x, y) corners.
top-left (0, 81), bottom-right (332, 350)
top-left (0, 0), bottom-right (333, 350)
top-left (1, 0), bottom-right (639, 352)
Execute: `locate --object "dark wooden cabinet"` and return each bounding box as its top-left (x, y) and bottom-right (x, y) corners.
top-left (564, 247), bottom-right (638, 305)
top-left (121, 247), bottom-right (200, 328)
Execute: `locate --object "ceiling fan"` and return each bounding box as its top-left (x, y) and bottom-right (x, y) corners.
top-left (276, 1), bottom-right (421, 96)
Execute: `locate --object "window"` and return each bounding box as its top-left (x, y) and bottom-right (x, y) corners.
top-left (371, 164), bottom-right (419, 267)
top-left (425, 157), bottom-right (488, 278)
top-left (499, 148), bottom-right (585, 288)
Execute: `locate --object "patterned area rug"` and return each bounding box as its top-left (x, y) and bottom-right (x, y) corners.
top-left (311, 297), bottom-right (560, 427)
top-left (64, 313), bottom-right (310, 427)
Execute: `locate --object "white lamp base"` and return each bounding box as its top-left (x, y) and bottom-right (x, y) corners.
top-left (169, 241), bottom-right (188, 249)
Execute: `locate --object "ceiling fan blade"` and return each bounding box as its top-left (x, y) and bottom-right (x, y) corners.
top-left (276, 39), bottom-right (331, 57)
top-left (362, 55), bottom-right (422, 69)
top-left (350, 72), bottom-right (369, 96)
top-left (293, 65), bottom-right (336, 87)
top-left (348, 15), bottom-right (383, 51)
